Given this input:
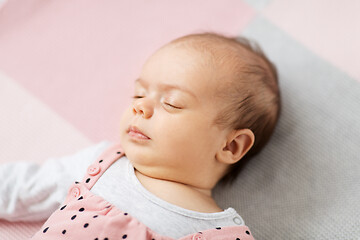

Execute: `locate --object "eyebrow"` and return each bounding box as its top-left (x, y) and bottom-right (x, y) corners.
top-left (135, 78), bottom-right (197, 99)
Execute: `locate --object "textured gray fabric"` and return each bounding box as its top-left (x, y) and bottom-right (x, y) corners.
top-left (213, 16), bottom-right (360, 240)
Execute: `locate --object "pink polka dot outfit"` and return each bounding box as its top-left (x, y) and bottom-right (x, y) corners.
top-left (30, 142), bottom-right (255, 240)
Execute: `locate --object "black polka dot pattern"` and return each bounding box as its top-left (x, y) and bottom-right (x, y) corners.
top-left (36, 148), bottom-right (254, 239)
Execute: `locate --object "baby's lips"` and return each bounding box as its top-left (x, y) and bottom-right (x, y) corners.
top-left (127, 125), bottom-right (151, 139)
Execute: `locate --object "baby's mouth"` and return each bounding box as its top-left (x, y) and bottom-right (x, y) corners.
top-left (128, 131), bottom-right (150, 139)
top-left (127, 125), bottom-right (151, 139)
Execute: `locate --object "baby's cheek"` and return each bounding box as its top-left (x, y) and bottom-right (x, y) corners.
top-left (119, 108), bottom-right (132, 128)
top-left (167, 123), bottom-right (198, 149)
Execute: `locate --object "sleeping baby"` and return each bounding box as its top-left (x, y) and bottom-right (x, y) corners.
top-left (0, 32), bottom-right (281, 239)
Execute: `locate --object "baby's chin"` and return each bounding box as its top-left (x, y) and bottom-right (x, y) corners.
top-left (123, 146), bottom-right (155, 169)
top-left (120, 135), bottom-right (146, 158)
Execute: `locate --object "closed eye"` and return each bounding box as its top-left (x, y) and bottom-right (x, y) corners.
top-left (165, 103), bottom-right (182, 109)
top-left (132, 96), bottom-right (182, 109)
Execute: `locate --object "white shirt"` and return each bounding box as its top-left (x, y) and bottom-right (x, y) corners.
top-left (0, 141), bottom-right (245, 238)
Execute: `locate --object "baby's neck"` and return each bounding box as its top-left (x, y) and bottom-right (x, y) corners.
top-left (134, 168), bottom-right (224, 213)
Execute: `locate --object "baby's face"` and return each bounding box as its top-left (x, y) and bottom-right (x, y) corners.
top-left (119, 45), bottom-right (229, 187)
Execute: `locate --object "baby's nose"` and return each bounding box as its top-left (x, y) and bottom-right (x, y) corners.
top-left (132, 99), bottom-right (153, 118)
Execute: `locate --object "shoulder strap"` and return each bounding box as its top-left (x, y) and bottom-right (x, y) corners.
top-left (81, 142), bottom-right (125, 190)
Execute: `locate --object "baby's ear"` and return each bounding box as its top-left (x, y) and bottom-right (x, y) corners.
top-left (217, 129), bottom-right (255, 165)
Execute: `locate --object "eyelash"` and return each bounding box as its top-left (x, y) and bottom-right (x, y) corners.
top-left (132, 96), bottom-right (181, 109)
